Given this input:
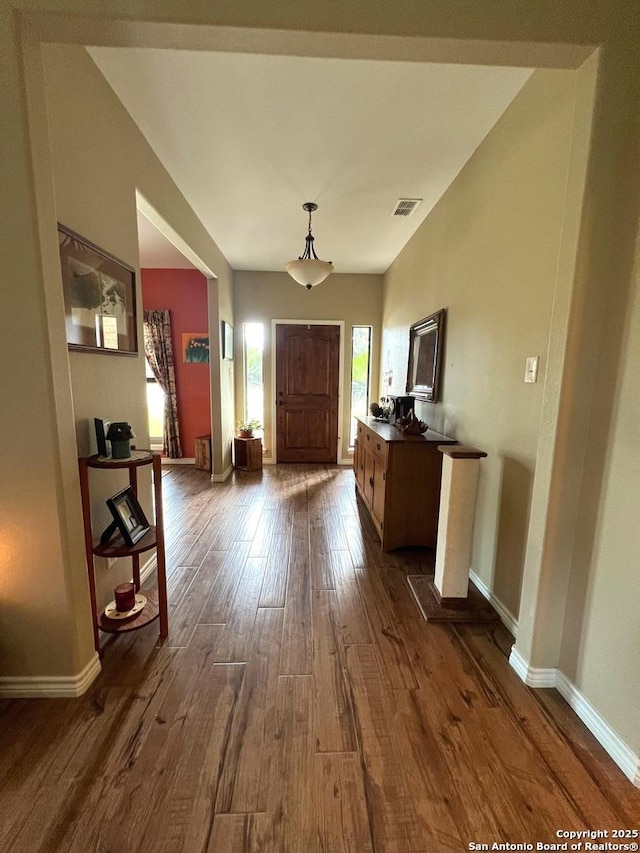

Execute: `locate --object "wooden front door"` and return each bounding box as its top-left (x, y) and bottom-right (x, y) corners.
top-left (275, 323), bottom-right (340, 463)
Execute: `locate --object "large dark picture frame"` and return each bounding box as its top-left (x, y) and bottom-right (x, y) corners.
top-left (106, 486), bottom-right (150, 546)
top-left (406, 308), bottom-right (446, 403)
top-left (58, 223), bottom-right (138, 355)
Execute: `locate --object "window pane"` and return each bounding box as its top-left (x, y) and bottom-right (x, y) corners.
top-left (350, 326), bottom-right (372, 446)
top-left (244, 323), bottom-right (264, 427)
top-left (146, 381), bottom-right (165, 443)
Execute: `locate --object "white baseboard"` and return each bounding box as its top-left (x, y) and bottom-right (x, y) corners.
top-left (508, 646), bottom-right (557, 687)
top-left (161, 457), bottom-right (195, 465)
top-left (139, 553), bottom-right (157, 586)
top-left (339, 458), bottom-right (354, 466)
top-left (554, 671), bottom-right (640, 787)
top-left (0, 652), bottom-right (101, 698)
top-left (469, 569), bottom-right (518, 636)
top-left (509, 649), bottom-right (640, 787)
top-left (212, 464), bottom-right (233, 482)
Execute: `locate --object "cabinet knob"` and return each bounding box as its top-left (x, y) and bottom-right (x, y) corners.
top-left (376, 442), bottom-right (381, 451)
top-left (369, 476), bottom-right (374, 487)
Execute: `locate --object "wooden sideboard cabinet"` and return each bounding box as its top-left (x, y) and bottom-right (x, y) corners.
top-left (353, 416), bottom-right (456, 551)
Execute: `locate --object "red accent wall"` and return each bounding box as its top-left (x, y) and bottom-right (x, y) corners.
top-left (141, 269), bottom-right (210, 458)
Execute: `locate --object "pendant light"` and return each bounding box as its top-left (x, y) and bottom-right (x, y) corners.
top-left (285, 202), bottom-right (333, 290)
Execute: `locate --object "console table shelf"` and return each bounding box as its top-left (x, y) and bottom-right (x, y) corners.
top-left (78, 451), bottom-right (168, 654)
top-left (98, 589), bottom-right (161, 635)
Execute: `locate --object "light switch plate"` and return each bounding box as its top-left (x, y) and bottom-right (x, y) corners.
top-left (524, 356), bottom-right (539, 384)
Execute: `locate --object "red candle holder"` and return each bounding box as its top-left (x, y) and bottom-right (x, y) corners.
top-left (114, 582), bottom-right (135, 612)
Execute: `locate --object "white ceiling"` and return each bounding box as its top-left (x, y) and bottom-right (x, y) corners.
top-left (90, 48), bottom-right (532, 274)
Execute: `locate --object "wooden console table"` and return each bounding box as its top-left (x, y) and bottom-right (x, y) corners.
top-left (353, 416), bottom-right (456, 551)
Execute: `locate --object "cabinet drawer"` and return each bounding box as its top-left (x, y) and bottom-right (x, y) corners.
top-left (366, 429), bottom-right (387, 465)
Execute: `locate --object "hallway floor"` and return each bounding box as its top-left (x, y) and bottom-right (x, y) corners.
top-left (1, 464), bottom-right (638, 852)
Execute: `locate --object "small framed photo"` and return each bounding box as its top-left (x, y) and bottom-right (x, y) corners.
top-left (106, 486), bottom-right (150, 546)
top-left (222, 320), bottom-right (234, 360)
top-left (94, 418), bottom-right (111, 457)
top-left (58, 223), bottom-right (137, 356)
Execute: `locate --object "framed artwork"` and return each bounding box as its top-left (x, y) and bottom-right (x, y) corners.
top-left (58, 223), bottom-right (137, 355)
top-left (182, 332), bottom-right (210, 363)
top-left (406, 308), bottom-right (446, 403)
top-left (222, 320), bottom-right (234, 360)
top-left (106, 486), bottom-right (150, 546)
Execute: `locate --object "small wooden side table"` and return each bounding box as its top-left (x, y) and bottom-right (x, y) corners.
top-left (234, 436), bottom-right (263, 471)
top-left (194, 434), bottom-right (211, 471)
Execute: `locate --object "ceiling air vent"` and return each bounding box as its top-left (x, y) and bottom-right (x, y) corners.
top-left (392, 198), bottom-right (422, 217)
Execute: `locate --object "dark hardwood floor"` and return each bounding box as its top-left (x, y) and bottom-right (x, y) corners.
top-left (1, 464), bottom-right (638, 852)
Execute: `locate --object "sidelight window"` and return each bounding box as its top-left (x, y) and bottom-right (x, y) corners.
top-left (349, 326), bottom-right (372, 447)
top-left (244, 322), bottom-right (264, 427)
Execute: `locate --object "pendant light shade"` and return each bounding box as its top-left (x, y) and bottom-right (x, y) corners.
top-left (286, 202), bottom-right (333, 290)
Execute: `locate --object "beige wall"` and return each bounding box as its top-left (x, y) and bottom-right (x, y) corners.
top-left (233, 272), bottom-right (382, 462)
top-left (383, 69), bottom-right (579, 620)
top-left (558, 230), bottom-right (640, 745)
top-left (4, 40), bottom-right (234, 674)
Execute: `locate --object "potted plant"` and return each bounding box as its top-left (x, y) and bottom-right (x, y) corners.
top-left (236, 418), bottom-right (262, 438)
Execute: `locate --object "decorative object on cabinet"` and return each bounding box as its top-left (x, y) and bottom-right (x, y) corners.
top-left (105, 485), bottom-right (150, 546)
top-left (383, 395), bottom-right (414, 424)
top-left (234, 436), bottom-right (263, 471)
top-left (369, 399), bottom-right (390, 421)
top-left (406, 308), bottom-right (445, 402)
top-left (395, 410), bottom-right (429, 435)
top-left (353, 415), bottom-right (455, 551)
top-left (78, 450), bottom-right (168, 655)
top-left (58, 223), bottom-right (137, 355)
top-left (105, 421), bottom-right (135, 458)
top-left (222, 320), bottom-right (234, 360)
top-left (94, 417), bottom-right (111, 457)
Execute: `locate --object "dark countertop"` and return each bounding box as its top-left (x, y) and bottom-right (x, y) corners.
top-left (357, 416), bottom-right (456, 444)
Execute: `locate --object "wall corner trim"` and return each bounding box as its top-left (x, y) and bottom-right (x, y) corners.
top-left (212, 464), bottom-right (233, 483)
top-left (469, 569), bottom-right (518, 636)
top-left (508, 646), bottom-right (557, 686)
top-left (509, 649), bottom-right (640, 787)
top-left (0, 652), bottom-right (102, 698)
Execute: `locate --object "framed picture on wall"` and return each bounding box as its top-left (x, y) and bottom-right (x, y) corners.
top-left (57, 223), bottom-right (138, 356)
top-left (222, 320), bottom-right (234, 360)
top-left (182, 332), bottom-right (210, 363)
